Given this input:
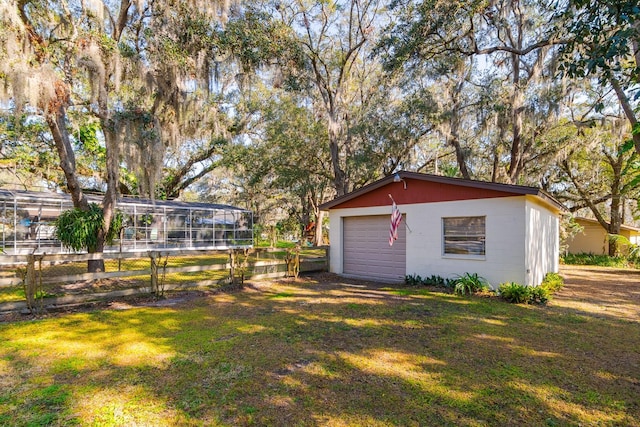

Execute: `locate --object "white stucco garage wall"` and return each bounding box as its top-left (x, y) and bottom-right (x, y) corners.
top-left (328, 196), bottom-right (561, 288)
top-left (403, 196), bottom-right (527, 288)
top-left (525, 197), bottom-right (560, 286)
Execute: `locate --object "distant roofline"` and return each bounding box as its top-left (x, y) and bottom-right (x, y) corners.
top-left (574, 217), bottom-right (640, 233)
top-left (320, 171), bottom-right (565, 211)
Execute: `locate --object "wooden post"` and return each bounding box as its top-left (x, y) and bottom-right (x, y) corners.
top-left (239, 248), bottom-right (247, 285)
top-left (118, 227), bottom-right (123, 272)
top-left (23, 253), bottom-right (44, 314)
top-left (285, 249), bottom-right (292, 277)
top-left (149, 251), bottom-right (158, 294)
top-left (158, 253), bottom-right (168, 297)
top-left (229, 249), bottom-right (235, 284)
top-left (324, 245), bottom-right (330, 272)
top-left (24, 254), bottom-right (36, 312)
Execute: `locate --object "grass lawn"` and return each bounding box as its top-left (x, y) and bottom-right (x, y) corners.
top-left (0, 266), bottom-right (639, 426)
top-left (0, 249), bottom-right (326, 304)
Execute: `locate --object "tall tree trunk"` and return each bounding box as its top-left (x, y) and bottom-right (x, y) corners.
top-left (449, 114), bottom-right (471, 179)
top-left (561, 156), bottom-right (624, 257)
top-left (611, 77), bottom-right (640, 155)
top-left (448, 75), bottom-right (471, 179)
top-left (101, 127), bottom-right (120, 238)
top-left (606, 156), bottom-right (623, 256)
top-left (45, 101), bottom-right (88, 211)
top-left (328, 113), bottom-right (348, 196)
top-left (314, 209), bottom-right (324, 246)
top-left (45, 89), bottom-right (104, 272)
top-left (508, 51), bottom-right (524, 184)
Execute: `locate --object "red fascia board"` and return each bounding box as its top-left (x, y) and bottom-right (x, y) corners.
top-left (319, 172), bottom-right (565, 211)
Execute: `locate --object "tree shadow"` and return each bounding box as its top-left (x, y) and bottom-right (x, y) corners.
top-left (1, 269), bottom-right (639, 425)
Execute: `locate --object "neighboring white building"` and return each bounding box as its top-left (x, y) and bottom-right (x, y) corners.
top-left (319, 172), bottom-right (564, 287)
top-left (566, 217), bottom-right (640, 255)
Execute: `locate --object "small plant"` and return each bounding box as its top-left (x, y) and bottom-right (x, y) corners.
top-left (404, 274), bottom-right (454, 287)
top-left (424, 275), bottom-right (446, 286)
top-left (55, 204), bottom-right (123, 252)
top-left (498, 282), bottom-right (531, 303)
top-left (541, 272), bottom-right (564, 293)
top-left (529, 286), bottom-right (549, 304)
top-left (628, 243), bottom-right (640, 262)
top-left (498, 282), bottom-right (550, 304)
top-left (404, 274), bottom-right (423, 286)
top-left (453, 272), bottom-right (489, 296)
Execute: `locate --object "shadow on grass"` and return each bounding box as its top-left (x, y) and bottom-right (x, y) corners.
top-left (0, 271), bottom-right (639, 425)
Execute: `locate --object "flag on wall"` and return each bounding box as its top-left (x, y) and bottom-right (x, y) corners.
top-left (389, 201), bottom-right (402, 246)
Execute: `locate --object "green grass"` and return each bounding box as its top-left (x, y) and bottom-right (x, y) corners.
top-left (1, 275), bottom-right (638, 426)
top-left (0, 269), bottom-right (231, 304)
top-left (0, 250), bottom-right (326, 304)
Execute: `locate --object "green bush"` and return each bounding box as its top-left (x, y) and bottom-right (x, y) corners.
top-left (404, 274), bottom-right (454, 287)
top-left (561, 253), bottom-right (630, 268)
top-left (498, 282), bottom-right (531, 303)
top-left (541, 272), bottom-right (564, 293)
top-left (498, 282), bottom-right (550, 304)
top-left (55, 203), bottom-right (122, 252)
top-left (404, 274), bottom-right (423, 286)
top-left (529, 286), bottom-right (549, 304)
top-left (453, 273), bottom-right (489, 296)
top-left (424, 275), bottom-right (444, 286)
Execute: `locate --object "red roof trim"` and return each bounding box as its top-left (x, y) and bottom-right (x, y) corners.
top-left (319, 171), bottom-right (565, 211)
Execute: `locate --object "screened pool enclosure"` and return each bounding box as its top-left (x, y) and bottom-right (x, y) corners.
top-left (0, 189), bottom-right (253, 255)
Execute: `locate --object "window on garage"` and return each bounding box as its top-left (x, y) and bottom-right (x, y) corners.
top-left (442, 216), bottom-right (486, 256)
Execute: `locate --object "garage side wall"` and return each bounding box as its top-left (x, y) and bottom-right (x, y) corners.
top-left (525, 198), bottom-right (560, 286)
top-left (404, 197), bottom-right (527, 288)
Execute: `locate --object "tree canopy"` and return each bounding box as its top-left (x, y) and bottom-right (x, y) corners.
top-left (0, 0), bottom-right (638, 245)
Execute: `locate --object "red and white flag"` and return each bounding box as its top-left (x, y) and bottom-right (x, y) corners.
top-left (389, 201), bottom-right (402, 246)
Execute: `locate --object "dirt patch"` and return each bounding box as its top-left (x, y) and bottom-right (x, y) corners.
top-left (54, 277), bottom-right (147, 294)
top-left (554, 265), bottom-right (640, 322)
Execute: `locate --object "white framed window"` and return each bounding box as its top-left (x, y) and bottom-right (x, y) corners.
top-left (442, 216), bottom-right (486, 256)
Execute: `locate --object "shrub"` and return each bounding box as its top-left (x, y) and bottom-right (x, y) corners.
top-left (529, 286), bottom-right (549, 304)
top-left (424, 275), bottom-right (445, 286)
top-left (628, 244), bottom-right (640, 262)
top-left (55, 203), bottom-right (122, 252)
top-left (453, 273), bottom-right (489, 296)
top-left (444, 278), bottom-right (457, 289)
top-left (498, 282), bottom-right (550, 304)
top-left (404, 274), bottom-right (423, 286)
top-left (541, 272), bottom-right (564, 293)
top-left (498, 282), bottom-right (531, 303)
top-left (404, 274), bottom-right (452, 287)
top-left (561, 253), bottom-right (629, 268)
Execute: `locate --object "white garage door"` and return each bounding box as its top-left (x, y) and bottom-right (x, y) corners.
top-left (343, 215), bottom-right (406, 282)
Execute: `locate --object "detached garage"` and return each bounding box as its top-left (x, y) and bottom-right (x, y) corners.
top-left (320, 172), bottom-right (564, 287)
